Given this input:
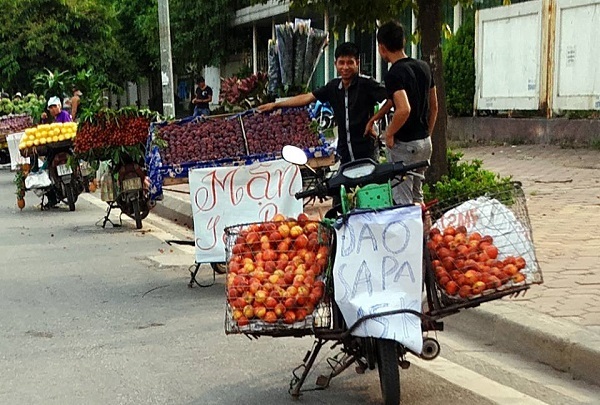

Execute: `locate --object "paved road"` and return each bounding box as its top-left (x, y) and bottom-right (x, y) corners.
top-left (1, 170), bottom-right (597, 404)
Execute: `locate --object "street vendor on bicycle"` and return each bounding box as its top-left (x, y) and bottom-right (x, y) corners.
top-left (258, 42), bottom-right (387, 165)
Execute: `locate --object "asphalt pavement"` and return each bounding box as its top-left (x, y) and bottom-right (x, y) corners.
top-left (2, 165), bottom-right (599, 404)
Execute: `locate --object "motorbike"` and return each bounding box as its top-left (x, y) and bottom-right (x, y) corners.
top-left (222, 145), bottom-right (539, 403)
top-left (0, 147), bottom-right (9, 165)
top-left (100, 159), bottom-right (152, 229)
top-left (311, 100), bottom-right (335, 131)
top-left (28, 143), bottom-right (85, 211)
top-left (280, 145), bottom-right (436, 404)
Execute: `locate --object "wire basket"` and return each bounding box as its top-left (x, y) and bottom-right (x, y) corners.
top-left (426, 182), bottom-right (542, 306)
top-left (223, 218), bottom-right (333, 337)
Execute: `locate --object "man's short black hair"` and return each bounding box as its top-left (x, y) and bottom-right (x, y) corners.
top-left (377, 21), bottom-right (405, 52)
top-left (196, 76), bottom-right (205, 84)
top-left (334, 42), bottom-right (360, 60)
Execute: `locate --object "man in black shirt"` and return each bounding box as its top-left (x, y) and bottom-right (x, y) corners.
top-left (373, 21), bottom-right (438, 206)
top-left (192, 76), bottom-right (213, 117)
top-left (258, 42), bottom-right (387, 164)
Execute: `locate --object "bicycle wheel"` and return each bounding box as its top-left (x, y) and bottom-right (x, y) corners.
top-left (376, 338), bottom-right (400, 405)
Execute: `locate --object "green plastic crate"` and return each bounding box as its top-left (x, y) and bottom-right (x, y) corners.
top-left (355, 181), bottom-right (393, 209)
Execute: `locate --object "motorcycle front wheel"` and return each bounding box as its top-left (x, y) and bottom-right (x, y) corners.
top-left (319, 113), bottom-right (334, 130)
top-left (376, 338), bottom-right (400, 405)
top-left (210, 263), bottom-right (227, 274)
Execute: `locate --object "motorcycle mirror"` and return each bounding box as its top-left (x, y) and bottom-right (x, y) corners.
top-left (282, 145), bottom-right (308, 166)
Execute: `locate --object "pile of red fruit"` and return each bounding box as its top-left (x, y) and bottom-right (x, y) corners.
top-left (242, 109), bottom-right (321, 155)
top-left (158, 118), bottom-right (246, 165)
top-left (226, 213), bottom-right (330, 329)
top-left (75, 114), bottom-right (150, 154)
top-left (427, 226), bottom-right (527, 299)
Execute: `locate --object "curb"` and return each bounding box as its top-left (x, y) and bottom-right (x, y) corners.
top-left (157, 189), bottom-right (600, 388)
top-left (444, 303), bottom-right (600, 387)
top-left (153, 192), bottom-right (194, 229)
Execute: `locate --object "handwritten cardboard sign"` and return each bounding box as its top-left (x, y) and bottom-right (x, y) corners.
top-left (189, 160), bottom-right (303, 263)
top-left (333, 205), bottom-right (424, 354)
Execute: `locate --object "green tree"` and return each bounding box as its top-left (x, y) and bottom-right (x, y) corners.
top-left (169, 0), bottom-right (249, 74)
top-left (113, 0), bottom-right (159, 79)
top-left (443, 16), bottom-right (475, 117)
top-left (0, 0), bottom-right (134, 94)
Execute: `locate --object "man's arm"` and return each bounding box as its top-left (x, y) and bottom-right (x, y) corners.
top-left (365, 99), bottom-right (393, 137)
top-left (385, 90), bottom-right (411, 148)
top-left (71, 97), bottom-right (79, 118)
top-left (428, 86), bottom-right (438, 133)
top-left (257, 93), bottom-right (317, 113)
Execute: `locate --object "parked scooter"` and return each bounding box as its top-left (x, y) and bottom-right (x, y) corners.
top-left (280, 145), bottom-right (433, 403)
top-left (28, 143), bottom-right (85, 211)
top-left (311, 100), bottom-right (335, 130)
top-left (100, 158), bottom-right (152, 229)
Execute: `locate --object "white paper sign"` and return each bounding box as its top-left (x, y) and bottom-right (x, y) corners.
top-left (189, 160), bottom-right (303, 263)
top-left (6, 132), bottom-right (30, 170)
top-left (333, 205), bottom-right (424, 354)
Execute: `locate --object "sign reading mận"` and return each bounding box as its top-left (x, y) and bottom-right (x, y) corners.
top-left (189, 160), bottom-right (303, 263)
top-left (333, 205), bottom-right (424, 354)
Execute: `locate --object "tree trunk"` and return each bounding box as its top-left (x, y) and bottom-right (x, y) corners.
top-left (417, 0), bottom-right (448, 184)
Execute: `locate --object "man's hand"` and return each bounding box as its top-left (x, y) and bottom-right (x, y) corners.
top-left (364, 119), bottom-right (377, 138)
top-left (257, 103), bottom-right (275, 113)
top-left (385, 131), bottom-right (395, 149)
top-left (41, 112), bottom-right (47, 120)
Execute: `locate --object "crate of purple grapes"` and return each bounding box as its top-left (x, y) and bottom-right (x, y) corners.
top-left (145, 108), bottom-right (334, 201)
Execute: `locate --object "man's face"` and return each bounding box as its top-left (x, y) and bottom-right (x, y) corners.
top-left (334, 56), bottom-right (359, 80)
top-left (48, 105), bottom-right (60, 117)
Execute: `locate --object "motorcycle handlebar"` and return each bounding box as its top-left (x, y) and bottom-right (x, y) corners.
top-left (294, 159), bottom-right (430, 201)
top-left (295, 189), bottom-right (318, 200)
top-left (400, 160), bottom-right (429, 172)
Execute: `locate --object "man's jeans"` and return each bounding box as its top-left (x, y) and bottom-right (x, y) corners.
top-left (193, 107), bottom-right (210, 117)
top-left (388, 137), bottom-right (432, 205)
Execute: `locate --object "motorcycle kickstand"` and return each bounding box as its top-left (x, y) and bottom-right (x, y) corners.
top-left (100, 202), bottom-right (121, 228)
top-left (316, 353), bottom-right (358, 388)
top-left (289, 339), bottom-right (325, 398)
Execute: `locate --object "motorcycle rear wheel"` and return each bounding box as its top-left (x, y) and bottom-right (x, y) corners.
top-left (65, 182), bottom-right (76, 211)
top-left (376, 338), bottom-right (400, 405)
top-left (132, 197), bottom-right (143, 229)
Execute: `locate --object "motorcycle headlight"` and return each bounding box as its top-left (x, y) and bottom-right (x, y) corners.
top-left (342, 162), bottom-right (376, 179)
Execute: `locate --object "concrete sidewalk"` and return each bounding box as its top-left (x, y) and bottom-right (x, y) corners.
top-left (152, 144), bottom-right (600, 387)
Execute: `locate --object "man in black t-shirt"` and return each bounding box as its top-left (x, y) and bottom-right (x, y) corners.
top-left (372, 21), bottom-right (438, 205)
top-left (192, 76), bottom-right (213, 117)
top-left (258, 42), bottom-right (387, 164)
